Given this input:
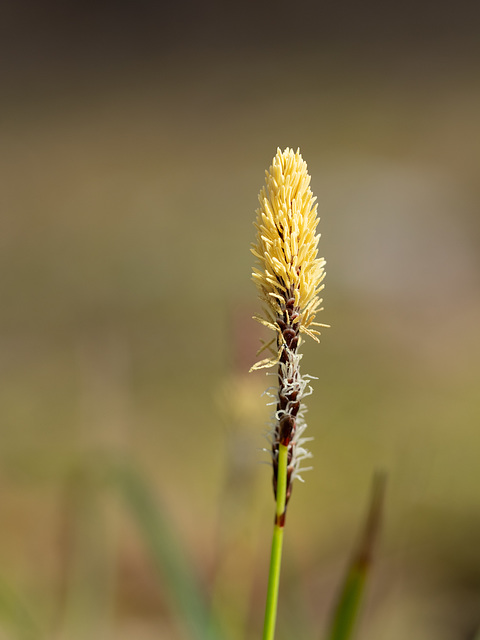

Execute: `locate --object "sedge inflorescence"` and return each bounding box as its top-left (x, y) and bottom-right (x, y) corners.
top-left (251, 147), bottom-right (326, 504)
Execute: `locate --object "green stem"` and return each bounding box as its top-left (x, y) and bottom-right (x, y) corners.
top-left (262, 443), bottom-right (288, 640)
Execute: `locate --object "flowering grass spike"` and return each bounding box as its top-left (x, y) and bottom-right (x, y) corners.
top-left (251, 147), bottom-right (326, 505)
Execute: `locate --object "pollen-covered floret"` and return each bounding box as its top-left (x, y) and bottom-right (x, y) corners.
top-left (251, 147), bottom-right (326, 369)
top-left (251, 147), bottom-right (326, 503)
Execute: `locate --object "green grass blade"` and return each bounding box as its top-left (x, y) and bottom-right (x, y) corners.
top-left (107, 459), bottom-right (220, 640)
top-left (327, 563), bottom-right (367, 640)
top-left (326, 471), bottom-right (386, 640)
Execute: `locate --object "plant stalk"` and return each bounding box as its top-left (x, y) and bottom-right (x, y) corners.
top-left (262, 443), bottom-right (288, 640)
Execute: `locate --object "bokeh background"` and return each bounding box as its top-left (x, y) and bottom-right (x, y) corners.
top-left (1, 2), bottom-right (480, 638)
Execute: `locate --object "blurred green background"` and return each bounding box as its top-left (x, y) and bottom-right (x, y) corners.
top-left (1, 2), bottom-right (480, 638)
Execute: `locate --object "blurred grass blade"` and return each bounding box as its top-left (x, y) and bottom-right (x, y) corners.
top-left (326, 471), bottom-right (386, 640)
top-left (326, 562), bottom-right (367, 640)
top-left (0, 576), bottom-right (44, 640)
top-left (108, 459), bottom-right (220, 640)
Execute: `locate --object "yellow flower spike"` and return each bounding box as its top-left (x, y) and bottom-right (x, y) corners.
top-left (251, 147), bottom-right (326, 368)
top-left (251, 146), bottom-right (328, 504)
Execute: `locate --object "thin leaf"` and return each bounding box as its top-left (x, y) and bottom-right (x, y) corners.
top-left (326, 471), bottom-right (386, 640)
top-left (106, 459), bottom-right (220, 640)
